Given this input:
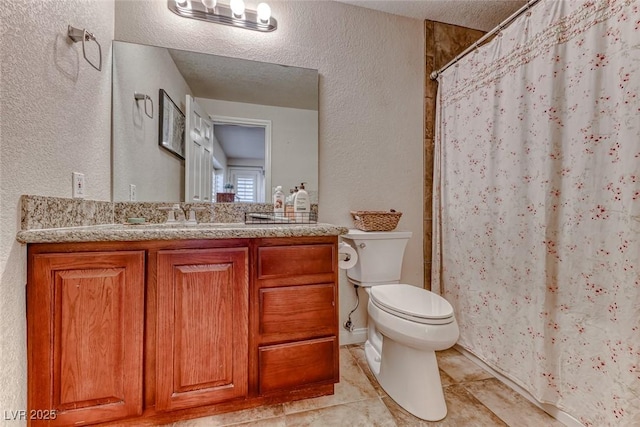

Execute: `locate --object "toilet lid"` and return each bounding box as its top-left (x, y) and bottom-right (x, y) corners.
top-left (370, 284), bottom-right (454, 323)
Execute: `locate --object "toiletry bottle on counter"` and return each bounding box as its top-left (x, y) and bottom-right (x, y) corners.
top-left (293, 182), bottom-right (310, 220)
top-left (285, 187), bottom-right (297, 219)
top-left (273, 186), bottom-right (285, 216)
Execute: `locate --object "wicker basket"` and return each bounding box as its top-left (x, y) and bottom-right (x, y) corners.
top-left (350, 210), bottom-right (402, 231)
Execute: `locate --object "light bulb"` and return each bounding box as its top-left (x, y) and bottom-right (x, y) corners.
top-left (256, 3), bottom-right (271, 23)
top-left (230, 0), bottom-right (245, 17)
top-left (201, 0), bottom-right (216, 9)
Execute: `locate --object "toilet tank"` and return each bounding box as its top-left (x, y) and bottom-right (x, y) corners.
top-left (341, 229), bottom-right (412, 286)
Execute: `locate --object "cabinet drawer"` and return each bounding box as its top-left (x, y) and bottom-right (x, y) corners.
top-left (257, 244), bottom-right (335, 281)
top-left (259, 337), bottom-right (338, 394)
top-left (260, 284), bottom-right (335, 342)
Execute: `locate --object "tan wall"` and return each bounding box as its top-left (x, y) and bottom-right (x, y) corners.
top-left (424, 21), bottom-right (485, 289)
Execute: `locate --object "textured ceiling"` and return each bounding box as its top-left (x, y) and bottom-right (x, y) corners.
top-left (168, 49), bottom-right (319, 111)
top-left (334, 0), bottom-right (527, 31)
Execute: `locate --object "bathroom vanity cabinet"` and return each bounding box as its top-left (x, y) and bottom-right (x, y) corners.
top-left (26, 236), bottom-right (339, 426)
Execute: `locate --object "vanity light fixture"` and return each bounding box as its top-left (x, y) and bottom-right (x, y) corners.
top-left (229, 0), bottom-right (245, 17)
top-left (168, 0), bottom-right (277, 32)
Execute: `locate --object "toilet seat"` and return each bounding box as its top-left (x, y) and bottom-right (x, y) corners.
top-left (369, 284), bottom-right (454, 325)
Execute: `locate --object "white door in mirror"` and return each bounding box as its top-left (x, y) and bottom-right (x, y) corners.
top-left (185, 95), bottom-right (214, 202)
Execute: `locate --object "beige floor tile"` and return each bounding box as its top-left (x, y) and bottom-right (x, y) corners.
top-left (346, 343), bottom-right (366, 365)
top-left (171, 404), bottom-right (284, 426)
top-left (381, 394), bottom-right (432, 427)
top-left (383, 384), bottom-right (509, 427)
top-left (285, 397), bottom-right (397, 427)
top-left (283, 347), bottom-right (378, 414)
top-left (437, 348), bottom-right (493, 383)
top-left (463, 378), bottom-right (564, 427)
top-left (438, 368), bottom-right (456, 387)
top-left (225, 416), bottom-right (286, 426)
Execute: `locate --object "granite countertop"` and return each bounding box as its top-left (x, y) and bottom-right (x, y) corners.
top-left (16, 222), bottom-right (349, 244)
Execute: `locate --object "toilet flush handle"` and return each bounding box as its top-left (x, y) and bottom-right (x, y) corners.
top-left (359, 243), bottom-right (366, 249)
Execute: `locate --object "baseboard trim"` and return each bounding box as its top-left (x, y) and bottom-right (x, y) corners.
top-left (339, 327), bottom-right (367, 346)
top-left (454, 345), bottom-right (584, 427)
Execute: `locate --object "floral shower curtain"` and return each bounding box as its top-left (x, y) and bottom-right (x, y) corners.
top-left (432, 1), bottom-right (640, 425)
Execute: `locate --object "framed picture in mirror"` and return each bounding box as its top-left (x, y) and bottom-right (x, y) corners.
top-left (158, 89), bottom-right (185, 159)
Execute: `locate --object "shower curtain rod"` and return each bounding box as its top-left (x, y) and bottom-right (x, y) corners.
top-left (429, 0), bottom-right (541, 80)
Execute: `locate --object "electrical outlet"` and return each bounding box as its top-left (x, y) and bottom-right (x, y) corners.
top-left (72, 172), bottom-right (85, 198)
top-left (129, 184), bottom-right (137, 201)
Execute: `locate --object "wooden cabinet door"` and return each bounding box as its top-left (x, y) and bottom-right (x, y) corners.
top-left (27, 251), bottom-right (145, 426)
top-left (156, 248), bottom-right (249, 411)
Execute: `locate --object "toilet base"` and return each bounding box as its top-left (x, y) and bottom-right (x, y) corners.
top-left (364, 339), bottom-right (381, 376)
top-left (365, 336), bottom-right (447, 421)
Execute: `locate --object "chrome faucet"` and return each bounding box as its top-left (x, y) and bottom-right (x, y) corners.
top-left (159, 204), bottom-right (185, 223)
top-left (159, 204), bottom-right (208, 224)
top-left (184, 205), bottom-right (208, 225)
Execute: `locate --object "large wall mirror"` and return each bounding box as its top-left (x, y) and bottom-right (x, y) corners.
top-left (112, 41), bottom-right (319, 203)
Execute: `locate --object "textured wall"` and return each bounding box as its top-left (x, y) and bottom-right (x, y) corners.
top-left (115, 0), bottom-right (425, 341)
top-left (0, 0), bottom-right (114, 415)
top-left (424, 21), bottom-right (484, 289)
top-left (112, 42), bottom-right (191, 202)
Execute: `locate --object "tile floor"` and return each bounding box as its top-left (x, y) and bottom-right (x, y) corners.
top-left (170, 345), bottom-right (563, 426)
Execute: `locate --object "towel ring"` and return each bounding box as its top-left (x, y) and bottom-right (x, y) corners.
top-left (134, 93), bottom-right (154, 119)
top-left (67, 25), bottom-right (102, 71)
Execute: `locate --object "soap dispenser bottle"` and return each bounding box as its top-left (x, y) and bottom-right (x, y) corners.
top-left (293, 182), bottom-right (310, 220)
top-left (273, 186), bottom-right (285, 217)
top-left (285, 187), bottom-right (297, 219)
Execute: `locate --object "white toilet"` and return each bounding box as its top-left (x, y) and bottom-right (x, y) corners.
top-left (341, 229), bottom-right (459, 421)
